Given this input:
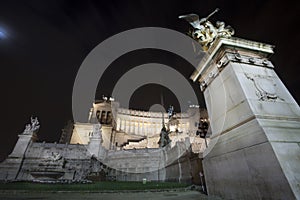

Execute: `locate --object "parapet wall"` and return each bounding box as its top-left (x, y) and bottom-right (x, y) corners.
top-left (0, 142), bottom-right (99, 181)
top-left (105, 141), bottom-right (202, 183)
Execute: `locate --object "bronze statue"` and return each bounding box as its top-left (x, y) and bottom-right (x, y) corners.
top-left (179, 8), bottom-right (234, 50)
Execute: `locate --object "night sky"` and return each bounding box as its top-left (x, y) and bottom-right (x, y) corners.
top-left (1, 0), bottom-right (299, 161)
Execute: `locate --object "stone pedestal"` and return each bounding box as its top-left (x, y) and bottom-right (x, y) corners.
top-left (87, 124), bottom-right (107, 160)
top-left (0, 133), bottom-right (33, 180)
top-left (191, 37), bottom-right (300, 199)
top-left (10, 134), bottom-right (32, 158)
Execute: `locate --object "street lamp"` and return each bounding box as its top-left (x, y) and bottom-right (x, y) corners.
top-left (196, 118), bottom-right (209, 147)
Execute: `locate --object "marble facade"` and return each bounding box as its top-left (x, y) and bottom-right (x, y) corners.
top-left (70, 99), bottom-right (208, 153)
top-left (191, 37), bottom-right (300, 199)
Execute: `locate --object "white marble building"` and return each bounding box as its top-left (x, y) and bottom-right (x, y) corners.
top-left (70, 98), bottom-right (208, 153)
top-left (0, 99), bottom-right (208, 183)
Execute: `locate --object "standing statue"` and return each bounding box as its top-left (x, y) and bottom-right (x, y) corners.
top-left (158, 112), bottom-right (171, 148)
top-left (179, 8), bottom-right (234, 50)
top-left (91, 123), bottom-right (103, 142)
top-left (23, 124), bottom-right (32, 134)
top-left (167, 105), bottom-right (174, 119)
top-left (30, 116), bottom-right (40, 132)
top-left (23, 116), bottom-right (40, 134)
top-left (158, 125), bottom-right (171, 148)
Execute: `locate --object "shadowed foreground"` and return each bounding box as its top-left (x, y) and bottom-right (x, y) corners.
top-left (0, 191), bottom-right (222, 200)
top-left (0, 181), bottom-right (188, 191)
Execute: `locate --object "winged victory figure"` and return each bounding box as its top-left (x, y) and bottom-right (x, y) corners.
top-left (179, 8), bottom-right (234, 50)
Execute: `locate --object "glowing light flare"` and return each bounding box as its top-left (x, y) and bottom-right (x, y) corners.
top-left (0, 31), bottom-right (5, 39)
top-left (0, 26), bottom-right (8, 39)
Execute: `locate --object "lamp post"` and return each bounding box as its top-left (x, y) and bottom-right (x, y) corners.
top-left (196, 118), bottom-right (209, 147)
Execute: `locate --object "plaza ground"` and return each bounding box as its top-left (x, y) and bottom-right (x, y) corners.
top-left (0, 181), bottom-right (188, 191)
top-left (0, 190), bottom-right (223, 200)
top-left (0, 181), bottom-right (223, 199)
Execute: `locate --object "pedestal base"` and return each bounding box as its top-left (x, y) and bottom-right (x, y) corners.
top-left (203, 118), bottom-right (300, 199)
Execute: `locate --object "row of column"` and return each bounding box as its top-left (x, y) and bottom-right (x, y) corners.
top-left (116, 118), bottom-right (189, 135)
top-left (116, 118), bottom-right (160, 136)
top-left (95, 110), bottom-right (112, 124)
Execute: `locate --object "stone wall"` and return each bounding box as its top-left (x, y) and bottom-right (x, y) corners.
top-left (0, 142), bottom-right (102, 181)
top-left (105, 140), bottom-right (203, 183)
top-left (0, 137), bottom-right (203, 184)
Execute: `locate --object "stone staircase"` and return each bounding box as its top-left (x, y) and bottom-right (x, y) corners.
top-left (123, 136), bottom-right (160, 149)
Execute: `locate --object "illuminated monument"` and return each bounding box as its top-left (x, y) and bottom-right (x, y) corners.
top-left (70, 97), bottom-right (207, 151)
top-left (1, 8), bottom-right (299, 199)
top-left (0, 98), bottom-right (208, 183)
top-left (181, 8), bottom-right (300, 199)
